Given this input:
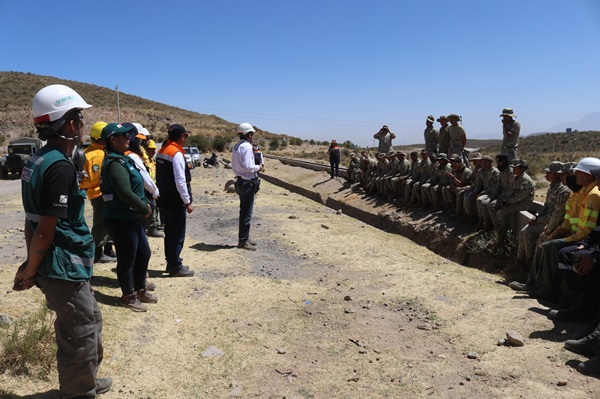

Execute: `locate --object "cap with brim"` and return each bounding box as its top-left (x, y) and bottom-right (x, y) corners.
top-left (511, 159), bottom-right (528, 167)
top-left (450, 155), bottom-right (463, 164)
top-left (481, 155), bottom-right (493, 161)
top-left (437, 153), bottom-right (448, 161)
top-left (436, 115), bottom-right (448, 122)
top-left (561, 163), bottom-right (575, 174)
top-left (544, 161), bottom-right (563, 173)
top-left (469, 152), bottom-right (482, 161)
top-left (500, 108), bottom-right (516, 118)
top-left (447, 114), bottom-right (460, 120)
top-left (122, 122), bottom-right (145, 140)
top-left (101, 123), bottom-right (135, 141)
top-left (168, 124), bottom-right (191, 140)
top-left (387, 151), bottom-right (396, 157)
top-left (396, 151), bottom-right (406, 156)
top-left (426, 115), bottom-right (435, 123)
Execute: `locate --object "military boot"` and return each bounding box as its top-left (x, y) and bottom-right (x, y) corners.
top-left (577, 356), bottom-right (600, 376)
top-left (564, 323), bottom-right (600, 356)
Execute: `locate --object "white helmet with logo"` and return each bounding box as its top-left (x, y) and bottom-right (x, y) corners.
top-left (32, 84), bottom-right (92, 125)
top-left (237, 122), bottom-right (255, 135)
top-left (573, 157), bottom-right (600, 175)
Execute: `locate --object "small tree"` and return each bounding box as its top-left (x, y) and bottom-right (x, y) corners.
top-left (212, 136), bottom-right (230, 152)
top-left (309, 139), bottom-right (316, 145)
top-left (269, 137), bottom-right (280, 150)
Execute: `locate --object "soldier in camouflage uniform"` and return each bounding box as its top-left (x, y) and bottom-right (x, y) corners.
top-left (424, 115), bottom-right (439, 155)
top-left (500, 108), bottom-right (520, 161)
top-left (443, 154), bottom-right (473, 215)
top-left (368, 153), bottom-right (388, 195)
top-left (359, 152), bottom-right (377, 188)
top-left (469, 155), bottom-right (500, 227)
top-left (505, 161), bottom-right (571, 280)
top-left (437, 116), bottom-right (450, 155)
top-left (400, 151), bottom-right (421, 205)
top-left (404, 150), bottom-right (430, 206)
top-left (422, 153), bottom-right (452, 210)
top-left (447, 114), bottom-right (467, 161)
top-left (493, 159), bottom-right (535, 240)
top-left (347, 153), bottom-right (361, 185)
top-left (388, 151), bottom-right (411, 200)
top-left (412, 152), bottom-right (435, 207)
top-left (482, 154), bottom-right (513, 231)
top-left (380, 151), bottom-right (398, 199)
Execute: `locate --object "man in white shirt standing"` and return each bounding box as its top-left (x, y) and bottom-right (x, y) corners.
top-left (232, 123), bottom-right (264, 251)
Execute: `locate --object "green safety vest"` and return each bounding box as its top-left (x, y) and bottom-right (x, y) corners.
top-left (21, 145), bottom-right (94, 281)
top-left (100, 151), bottom-right (147, 220)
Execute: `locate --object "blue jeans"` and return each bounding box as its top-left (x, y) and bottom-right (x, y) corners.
top-left (37, 276), bottom-right (103, 398)
top-left (161, 206), bottom-right (187, 271)
top-left (104, 219), bottom-right (151, 295)
top-left (235, 178), bottom-right (256, 243)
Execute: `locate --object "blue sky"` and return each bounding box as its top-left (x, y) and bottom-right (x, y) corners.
top-left (1, 0), bottom-right (599, 147)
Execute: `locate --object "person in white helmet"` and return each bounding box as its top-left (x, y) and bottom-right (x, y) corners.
top-left (13, 84), bottom-right (112, 396)
top-left (232, 122), bottom-right (264, 250)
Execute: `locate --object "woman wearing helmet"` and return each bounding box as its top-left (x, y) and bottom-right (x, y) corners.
top-left (232, 122), bottom-right (264, 250)
top-left (13, 84), bottom-right (112, 396)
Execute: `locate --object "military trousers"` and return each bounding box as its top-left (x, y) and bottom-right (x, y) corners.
top-left (516, 222), bottom-right (545, 263)
top-left (495, 201), bottom-right (532, 231)
top-left (526, 238), bottom-right (571, 301)
top-left (476, 194), bottom-right (493, 226)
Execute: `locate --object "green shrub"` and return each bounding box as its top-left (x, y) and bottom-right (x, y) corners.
top-left (269, 137), bottom-right (280, 151)
top-left (188, 135), bottom-right (211, 152)
top-left (212, 136), bottom-right (230, 152)
top-left (0, 303), bottom-right (55, 378)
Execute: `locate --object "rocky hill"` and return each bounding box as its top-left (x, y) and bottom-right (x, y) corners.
top-left (0, 71), bottom-right (282, 144)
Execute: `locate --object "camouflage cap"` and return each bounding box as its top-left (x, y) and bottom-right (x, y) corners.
top-left (469, 152), bottom-right (483, 161)
top-left (396, 151), bottom-right (406, 156)
top-left (500, 108), bottom-right (516, 118)
top-left (437, 153), bottom-right (448, 161)
top-left (511, 159), bottom-right (528, 167)
top-left (437, 115), bottom-right (448, 122)
top-left (562, 162), bottom-right (576, 174)
top-left (387, 151), bottom-right (396, 157)
top-left (450, 155), bottom-right (463, 164)
top-left (544, 161), bottom-right (563, 173)
top-left (481, 155), bottom-right (493, 161)
top-left (426, 115), bottom-right (435, 123)
top-left (447, 113), bottom-right (460, 120)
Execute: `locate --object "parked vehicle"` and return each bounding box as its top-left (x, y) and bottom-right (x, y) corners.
top-left (0, 138), bottom-right (43, 179)
top-left (182, 146), bottom-right (201, 168)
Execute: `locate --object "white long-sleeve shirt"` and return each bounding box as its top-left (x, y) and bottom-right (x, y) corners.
top-left (232, 139), bottom-right (260, 180)
top-left (128, 152), bottom-right (160, 199)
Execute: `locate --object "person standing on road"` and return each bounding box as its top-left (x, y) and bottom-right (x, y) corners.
top-left (100, 123), bottom-right (156, 312)
top-left (373, 125), bottom-right (396, 153)
top-left (500, 108), bottom-right (520, 161)
top-left (232, 122), bottom-right (264, 251)
top-left (80, 120), bottom-right (117, 264)
top-left (13, 84), bottom-right (112, 397)
top-left (328, 139), bottom-right (341, 178)
top-left (156, 124), bottom-right (195, 277)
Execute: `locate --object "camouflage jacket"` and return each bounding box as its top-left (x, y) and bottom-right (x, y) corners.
top-left (407, 160), bottom-right (421, 180)
top-left (448, 125), bottom-right (466, 147)
top-left (450, 166), bottom-right (473, 189)
top-left (385, 159), bottom-right (400, 177)
top-left (504, 172), bottom-right (534, 206)
top-left (424, 126), bottom-right (440, 154)
top-left (397, 159), bottom-right (411, 176)
top-left (502, 120), bottom-right (521, 148)
top-left (467, 166), bottom-right (499, 196)
top-left (492, 166), bottom-right (514, 199)
top-left (431, 163), bottom-right (452, 186)
top-left (439, 126), bottom-right (450, 154)
top-left (537, 181), bottom-right (571, 231)
top-left (418, 159), bottom-right (433, 183)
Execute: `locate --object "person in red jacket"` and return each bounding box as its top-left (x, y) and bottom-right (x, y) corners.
top-left (328, 140), bottom-right (341, 179)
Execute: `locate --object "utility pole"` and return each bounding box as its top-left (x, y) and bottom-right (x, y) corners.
top-left (115, 85), bottom-right (121, 123)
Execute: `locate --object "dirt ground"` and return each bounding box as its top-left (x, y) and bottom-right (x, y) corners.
top-left (0, 160), bottom-right (599, 399)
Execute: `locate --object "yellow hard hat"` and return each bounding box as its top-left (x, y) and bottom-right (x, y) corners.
top-left (147, 139), bottom-right (156, 149)
top-left (90, 121), bottom-right (108, 140)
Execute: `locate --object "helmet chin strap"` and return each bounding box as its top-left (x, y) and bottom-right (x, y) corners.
top-left (56, 133), bottom-right (79, 141)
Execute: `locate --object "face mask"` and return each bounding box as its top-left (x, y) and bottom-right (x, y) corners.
top-left (566, 175), bottom-right (582, 192)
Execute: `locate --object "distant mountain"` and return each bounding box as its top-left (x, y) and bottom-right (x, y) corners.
top-left (549, 111), bottom-right (600, 132)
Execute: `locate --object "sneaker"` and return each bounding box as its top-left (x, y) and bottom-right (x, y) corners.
top-left (95, 377), bottom-right (113, 395)
top-left (237, 241), bottom-right (257, 251)
top-left (146, 281), bottom-right (156, 291)
top-left (120, 294), bottom-right (148, 312)
top-left (146, 228), bottom-right (164, 238)
top-left (167, 266), bottom-right (195, 277)
top-left (95, 253), bottom-right (116, 264)
top-left (137, 289), bottom-right (158, 303)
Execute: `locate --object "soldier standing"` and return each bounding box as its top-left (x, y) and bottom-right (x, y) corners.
top-left (424, 115), bottom-right (439, 155)
top-left (447, 114), bottom-right (467, 160)
top-left (437, 116), bottom-right (451, 155)
top-left (373, 125), bottom-right (396, 153)
top-left (500, 108), bottom-right (520, 161)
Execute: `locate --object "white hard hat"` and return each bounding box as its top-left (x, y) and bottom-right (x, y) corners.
top-left (573, 157), bottom-right (600, 175)
top-left (32, 84), bottom-right (91, 125)
top-left (131, 123), bottom-right (144, 133)
top-left (237, 122), bottom-right (255, 135)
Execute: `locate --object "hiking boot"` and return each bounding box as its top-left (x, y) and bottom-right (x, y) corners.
top-left (95, 377), bottom-right (113, 395)
top-left (247, 239), bottom-right (257, 246)
top-left (577, 356), bottom-right (600, 376)
top-left (238, 241), bottom-right (257, 251)
top-left (137, 289), bottom-right (158, 303)
top-left (508, 281), bottom-right (529, 291)
top-left (168, 266), bottom-right (195, 277)
top-left (95, 253), bottom-right (116, 264)
top-left (564, 325), bottom-right (600, 356)
top-left (120, 294), bottom-right (147, 312)
top-left (146, 228), bottom-right (164, 238)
